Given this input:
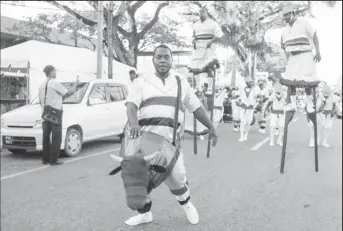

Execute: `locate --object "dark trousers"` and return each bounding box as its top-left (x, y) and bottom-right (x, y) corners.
top-left (42, 121), bottom-right (62, 164)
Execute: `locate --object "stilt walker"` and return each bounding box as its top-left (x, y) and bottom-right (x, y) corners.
top-left (279, 3), bottom-right (322, 173)
top-left (187, 7), bottom-right (224, 157)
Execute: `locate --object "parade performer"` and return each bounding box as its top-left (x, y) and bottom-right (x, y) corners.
top-left (231, 87), bottom-right (241, 132)
top-left (279, 3), bottom-right (322, 172)
top-left (255, 79), bottom-right (269, 134)
top-left (237, 77), bottom-right (260, 142)
top-left (263, 82), bottom-right (287, 146)
top-left (189, 7), bottom-right (224, 91)
top-left (308, 85), bottom-right (336, 148)
top-left (116, 44), bottom-right (218, 226)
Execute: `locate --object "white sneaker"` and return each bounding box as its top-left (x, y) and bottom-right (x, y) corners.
top-left (182, 202), bottom-right (199, 225)
top-left (238, 137), bottom-right (244, 142)
top-left (125, 211), bottom-right (153, 226)
top-left (199, 135), bottom-right (204, 141)
top-left (309, 139), bottom-right (314, 148)
top-left (243, 134), bottom-right (248, 141)
top-left (270, 140), bottom-right (275, 146)
top-left (277, 140), bottom-right (283, 146)
top-left (322, 142), bottom-right (330, 148)
top-left (233, 127), bottom-right (239, 132)
top-left (274, 130), bottom-right (279, 136)
top-left (259, 129), bottom-right (266, 134)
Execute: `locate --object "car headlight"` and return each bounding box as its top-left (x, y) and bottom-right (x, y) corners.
top-left (34, 120), bottom-right (43, 128)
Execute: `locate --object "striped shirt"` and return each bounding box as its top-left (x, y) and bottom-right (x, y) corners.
top-left (192, 18), bottom-right (223, 41)
top-left (281, 19), bottom-right (316, 53)
top-left (126, 72), bottom-right (202, 143)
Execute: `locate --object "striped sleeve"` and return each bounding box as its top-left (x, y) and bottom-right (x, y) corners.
top-left (304, 20), bottom-right (316, 40)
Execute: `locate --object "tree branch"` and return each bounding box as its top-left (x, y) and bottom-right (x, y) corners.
top-left (46, 1), bottom-right (97, 26)
top-left (131, 1), bottom-right (146, 15)
top-left (138, 2), bottom-right (169, 38)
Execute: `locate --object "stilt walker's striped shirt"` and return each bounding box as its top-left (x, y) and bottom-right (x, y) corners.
top-left (126, 72), bottom-right (202, 143)
top-left (281, 19), bottom-right (316, 53)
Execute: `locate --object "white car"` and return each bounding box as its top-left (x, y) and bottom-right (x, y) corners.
top-left (1, 79), bottom-right (129, 157)
top-left (337, 98), bottom-right (342, 119)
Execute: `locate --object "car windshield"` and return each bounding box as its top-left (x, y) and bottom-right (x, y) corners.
top-left (31, 82), bottom-right (89, 105)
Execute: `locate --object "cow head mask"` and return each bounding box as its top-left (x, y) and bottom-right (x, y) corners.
top-left (109, 150), bottom-right (167, 211)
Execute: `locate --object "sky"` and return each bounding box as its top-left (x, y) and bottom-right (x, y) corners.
top-left (1, 1), bottom-right (342, 85)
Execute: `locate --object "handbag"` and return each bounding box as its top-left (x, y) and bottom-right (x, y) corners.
top-left (41, 79), bottom-right (63, 125)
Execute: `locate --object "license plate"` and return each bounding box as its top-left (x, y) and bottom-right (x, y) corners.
top-left (4, 136), bottom-right (12, 145)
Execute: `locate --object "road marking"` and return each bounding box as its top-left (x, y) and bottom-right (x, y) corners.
top-left (251, 138), bottom-right (270, 151)
top-left (1, 148), bottom-right (120, 181)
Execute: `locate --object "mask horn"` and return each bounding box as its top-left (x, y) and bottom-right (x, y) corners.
top-left (110, 154), bottom-right (123, 163)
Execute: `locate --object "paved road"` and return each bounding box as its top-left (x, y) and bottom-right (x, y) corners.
top-left (1, 113), bottom-right (342, 231)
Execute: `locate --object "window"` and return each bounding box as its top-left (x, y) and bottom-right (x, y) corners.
top-left (88, 84), bottom-right (106, 105)
top-left (107, 84), bottom-right (125, 102)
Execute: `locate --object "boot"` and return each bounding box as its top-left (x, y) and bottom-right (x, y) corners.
top-left (270, 128), bottom-right (275, 146)
top-left (239, 123), bottom-right (245, 142)
top-left (321, 128), bottom-right (331, 147)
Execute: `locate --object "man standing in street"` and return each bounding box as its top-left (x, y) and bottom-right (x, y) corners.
top-left (38, 65), bottom-right (79, 166)
top-left (123, 44), bottom-right (218, 226)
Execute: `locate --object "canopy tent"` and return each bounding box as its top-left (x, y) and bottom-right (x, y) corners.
top-left (1, 40), bottom-right (134, 101)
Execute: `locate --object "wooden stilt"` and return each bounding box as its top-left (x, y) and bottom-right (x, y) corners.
top-left (312, 86), bottom-right (319, 172)
top-left (207, 69), bottom-right (216, 158)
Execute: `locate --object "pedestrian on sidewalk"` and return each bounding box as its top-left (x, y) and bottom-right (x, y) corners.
top-left (38, 65), bottom-right (79, 166)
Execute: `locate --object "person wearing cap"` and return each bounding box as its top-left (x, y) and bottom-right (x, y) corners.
top-left (263, 82), bottom-right (287, 146)
top-left (307, 85), bottom-right (336, 148)
top-left (236, 77), bottom-right (260, 142)
top-left (280, 3), bottom-right (322, 114)
top-left (255, 79), bottom-right (269, 134)
top-left (38, 65), bottom-right (79, 166)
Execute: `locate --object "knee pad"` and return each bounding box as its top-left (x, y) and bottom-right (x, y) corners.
top-left (137, 201), bottom-right (152, 214)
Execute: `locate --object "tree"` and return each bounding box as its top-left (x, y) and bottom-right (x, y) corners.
top-left (45, 1), bottom-right (190, 68)
top-left (11, 13), bottom-right (97, 50)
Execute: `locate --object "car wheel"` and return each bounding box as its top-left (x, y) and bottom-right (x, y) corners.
top-left (64, 128), bottom-right (83, 157)
top-left (8, 149), bottom-right (26, 154)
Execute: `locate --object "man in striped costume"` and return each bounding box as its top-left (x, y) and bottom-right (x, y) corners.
top-left (308, 85), bottom-right (336, 148)
top-left (280, 3), bottom-right (322, 113)
top-left (124, 44), bottom-right (218, 226)
top-left (237, 77), bottom-right (260, 142)
top-left (263, 82), bottom-right (287, 146)
top-left (189, 7), bottom-right (224, 91)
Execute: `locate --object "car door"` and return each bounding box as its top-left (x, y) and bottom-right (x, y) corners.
top-left (83, 83), bottom-right (110, 140)
top-left (106, 83), bottom-right (128, 135)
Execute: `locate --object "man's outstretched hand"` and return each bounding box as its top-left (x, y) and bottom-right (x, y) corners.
top-left (313, 52), bottom-right (321, 62)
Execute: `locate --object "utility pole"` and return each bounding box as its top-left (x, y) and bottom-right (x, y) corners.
top-left (108, 1), bottom-right (113, 79)
top-left (96, 1), bottom-right (103, 79)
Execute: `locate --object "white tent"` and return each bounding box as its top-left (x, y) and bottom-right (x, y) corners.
top-left (1, 40), bottom-right (134, 101)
